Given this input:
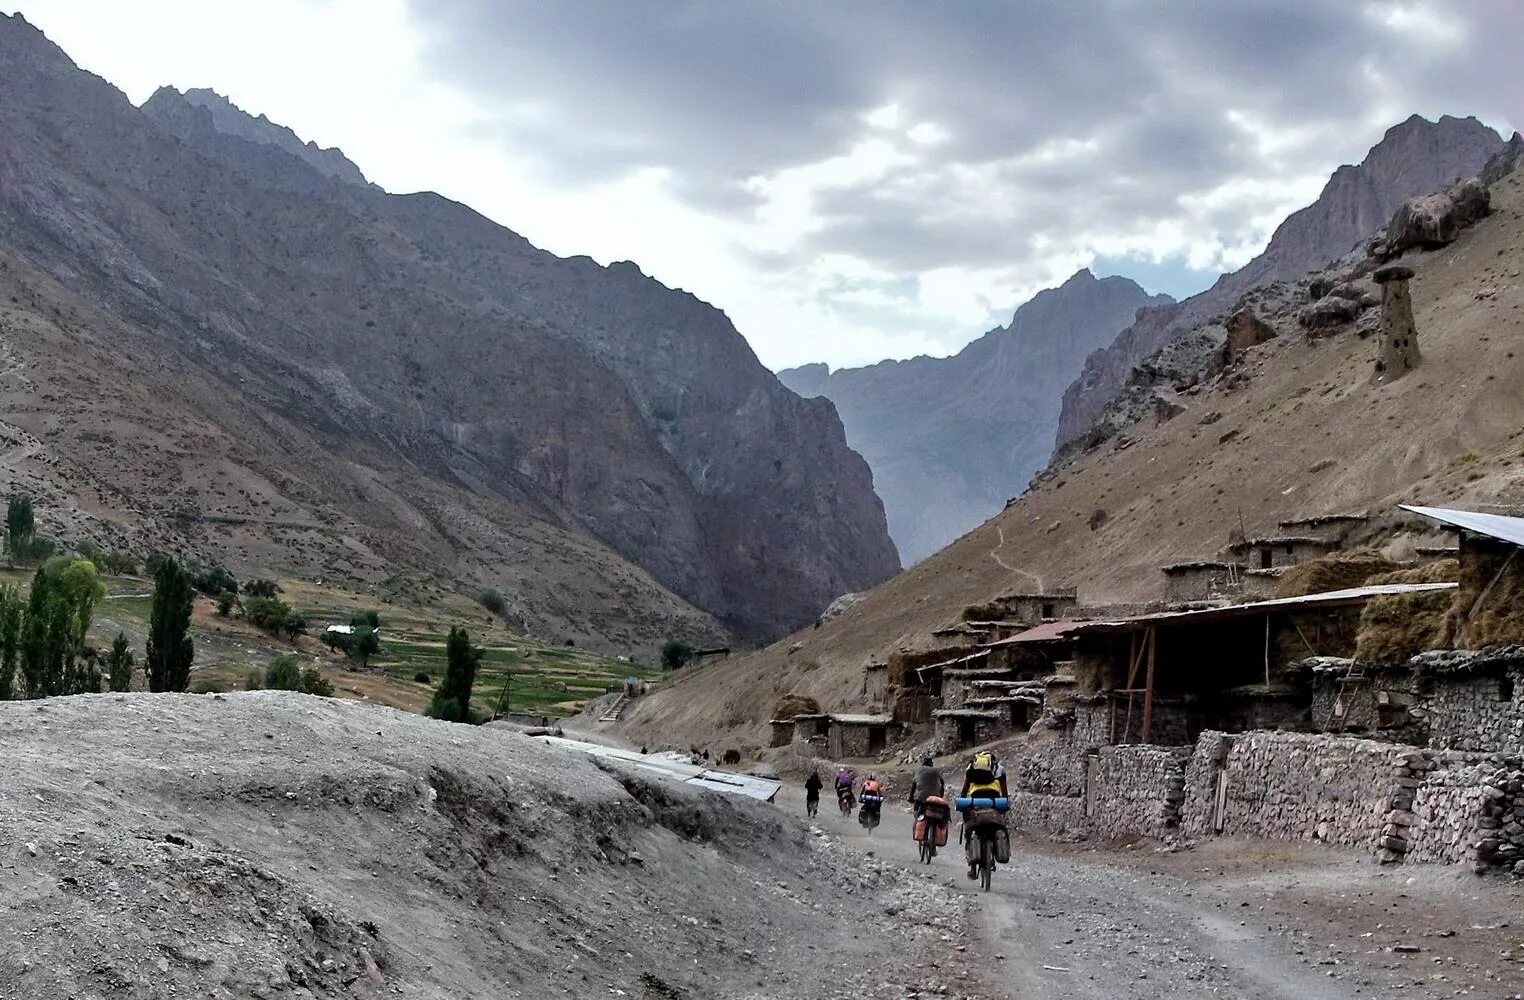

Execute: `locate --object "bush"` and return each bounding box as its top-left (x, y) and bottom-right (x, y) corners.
top-left (189, 562), bottom-right (238, 598)
top-left (244, 596), bottom-right (292, 633)
top-left (299, 666), bottom-right (333, 697)
top-left (660, 639), bottom-right (694, 671)
top-left (191, 678), bottom-right (228, 694)
top-left (263, 654), bottom-right (302, 691)
top-left (478, 588), bottom-right (506, 615)
top-left (244, 578), bottom-right (281, 598)
top-left (215, 591), bottom-right (237, 616)
top-left (243, 670), bottom-right (263, 691)
top-left (414, 671), bottom-right (431, 685)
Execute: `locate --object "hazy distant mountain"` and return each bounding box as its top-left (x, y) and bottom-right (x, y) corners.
top-left (780, 270), bottom-right (1168, 563)
top-left (1056, 114), bottom-right (1505, 452)
top-left (0, 12), bottom-right (899, 646)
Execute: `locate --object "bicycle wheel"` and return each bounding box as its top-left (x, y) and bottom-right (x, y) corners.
top-left (919, 839), bottom-right (931, 864)
top-left (979, 838), bottom-right (992, 892)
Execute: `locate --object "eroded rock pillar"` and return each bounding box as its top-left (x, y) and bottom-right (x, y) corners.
top-left (1372, 264), bottom-right (1419, 382)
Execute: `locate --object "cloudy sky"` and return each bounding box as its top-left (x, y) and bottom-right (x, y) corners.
top-left (6, 1), bottom-right (1518, 370)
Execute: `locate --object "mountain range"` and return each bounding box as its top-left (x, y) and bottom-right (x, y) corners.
top-left (779, 271), bottom-right (1169, 563)
top-left (0, 12), bottom-right (899, 649)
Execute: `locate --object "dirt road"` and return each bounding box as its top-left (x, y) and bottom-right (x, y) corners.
top-left (781, 789), bottom-right (1524, 999)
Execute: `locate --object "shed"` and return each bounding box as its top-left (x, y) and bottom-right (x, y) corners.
top-left (1058, 582), bottom-right (1456, 745)
top-left (827, 713), bottom-right (896, 759)
top-left (1228, 534), bottom-right (1340, 570)
top-left (931, 708), bottom-right (1004, 750)
top-left (1401, 505), bottom-right (1524, 650)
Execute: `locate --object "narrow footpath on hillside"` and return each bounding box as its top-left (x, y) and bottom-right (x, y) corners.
top-left (779, 789), bottom-right (1524, 999)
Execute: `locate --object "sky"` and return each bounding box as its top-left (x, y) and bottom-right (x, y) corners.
top-left (4, 1), bottom-right (1518, 371)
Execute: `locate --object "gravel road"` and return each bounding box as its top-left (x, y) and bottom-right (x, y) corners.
top-left (784, 788), bottom-right (1524, 999)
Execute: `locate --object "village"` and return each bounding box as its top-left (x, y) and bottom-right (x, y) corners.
top-left (768, 500), bottom-right (1524, 875)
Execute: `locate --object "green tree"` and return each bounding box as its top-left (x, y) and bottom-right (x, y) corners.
top-left (244, 595), bottom-right (292, 632)
top-left (427, 626), bottom-right (481, 723)
top-left (244, 578), bottom-right (281, 598)
top-left (299, 666), bottom-right (333, 697)
top-left (146, 556), bottom-right (194, 693)
top-left (37, 556), bottom-right (106, 648)
top-left (0, 585), bottom-right (21, 700)
top-left (263, 654), bottom-right (302, 691)
top-left (106, 632), bottom-right (134, 693)
top-left (6, 495), bottom-right (34, 563)
top-left (661, 638), bottom-right (695, 671)
top-left (346, 611), bottom-right (381, 667)
top-left (478, 588), bottom-right (506, 615)
top-left (215, 591), bottom-right (236, 616)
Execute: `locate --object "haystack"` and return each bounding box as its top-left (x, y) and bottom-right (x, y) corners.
top-left (1445, 542), bottom-right (1524, 648)
top-left (1274, 548), bottom-right (1398, 598)
top-left (772, 693), bottom-right (821, 720)
top-left (1353, 560), bottom-right (1459, 664)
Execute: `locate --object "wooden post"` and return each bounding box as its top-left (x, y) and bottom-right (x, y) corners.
top-left (1122, 632), bottom-right (1146, 743)
top-left (1141, 626), bottom-right (1157, 743)
top-left (1263, 615), bottom-right (1271, 688)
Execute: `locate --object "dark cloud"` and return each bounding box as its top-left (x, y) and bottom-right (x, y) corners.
top-left (407, 0), bottom-right (1521, 351)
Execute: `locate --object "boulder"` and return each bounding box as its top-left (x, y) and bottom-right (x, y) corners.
top-left (1327, 280), bottom-right (1380, 308)
top-left (1383, 178), bottom-right (1491, 256)
top-left (1299, 294), bottom-right (1362, 332)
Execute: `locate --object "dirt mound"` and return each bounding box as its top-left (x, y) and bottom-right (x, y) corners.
top-left (0, 692), bottom-right (972, 999)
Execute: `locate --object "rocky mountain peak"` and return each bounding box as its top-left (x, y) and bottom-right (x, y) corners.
top-left (141, 85), bottom-right (373, 187)
top-left (1055, 114), bottom-right (1504, 453)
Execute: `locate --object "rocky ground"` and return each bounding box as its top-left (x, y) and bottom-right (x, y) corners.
top-left (0, 693), bottom-right (984, 1000)
top-left (797, 784), bottom-right (1524, 999)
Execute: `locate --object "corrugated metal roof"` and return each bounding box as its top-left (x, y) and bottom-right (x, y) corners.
top-left (535, 736), bottom-right (782, 802)
top-left (1400, 505), bottom-right (1524, 548)
top-left (983, 620), bottom-right (1088, 647)
top-left (1073, 582), bottom-right (1456, 633)
top-left (828, 713), bottom-right (893, 726)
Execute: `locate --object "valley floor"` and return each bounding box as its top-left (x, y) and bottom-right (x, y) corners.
top-left (795, 788), bottom-right (1524, 999)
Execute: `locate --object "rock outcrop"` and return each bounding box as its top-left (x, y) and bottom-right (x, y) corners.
top-left (1372, 264), bottom-right (1420, 381)
top-left (1056, 115), bottom-right (1505, 456)
top-left (1381, 178), bottom-right (1491, 256)
top-left (1481, 132), bottom-right (1524, 186)
top-left (0, 13), bottom-right (899, 644)
top-left (779, 270), bottom-right (1168, 563)
top-left (145, 86), bottom-right (374, 187)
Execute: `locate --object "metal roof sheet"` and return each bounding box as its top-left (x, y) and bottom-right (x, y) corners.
top-left (535, 737), bottom-right (782, 802)
top-left (1400, 505), bottom-right (1524, 548)
top-left (828, 713), bottom-right (894, 726)
top-left (983, 620), bottom-right (1089, 647)
top-left (1073, 582), bottom-right (1456, 632)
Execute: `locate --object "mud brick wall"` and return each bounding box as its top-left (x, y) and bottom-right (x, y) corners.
top-left (1086, 746), bottom-right (1189, 840)
top-left (1181, 731), bottom-right (1408, 851)
top-left (1424, 670), bottom-right (1524, 752)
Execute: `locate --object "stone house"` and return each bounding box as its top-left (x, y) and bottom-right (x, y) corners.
top-left (1160, 560), bottom-right (1244, 604)
top-left (1410, 648), bottom-right (1524, 752)
top-left (962, 588), bottom-right (1079, 626)
top-left (826, 713), bottom-right (898, 759)
top-left (1228, 534), bottom-right (1341, 571)
top-left (931, 708), bottom-right (1006, 750)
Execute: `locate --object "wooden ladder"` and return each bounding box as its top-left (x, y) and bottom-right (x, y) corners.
top-left (1325, 666), bottom-right (1366, 732)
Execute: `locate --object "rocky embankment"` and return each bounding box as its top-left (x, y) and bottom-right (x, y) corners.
top-left (0, 693), bottom-right (982, 1000)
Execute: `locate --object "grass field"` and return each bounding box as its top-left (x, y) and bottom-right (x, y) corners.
top-left (5, 562), bottom-right (657, 719)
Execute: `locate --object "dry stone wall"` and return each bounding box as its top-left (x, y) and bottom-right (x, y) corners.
top-left (1086, 746), bottom-right (1189, 840)
top-left (1181, 731), bottom-right (1406, 851)
top-left (1424, 669), bottom-right (1524, 752)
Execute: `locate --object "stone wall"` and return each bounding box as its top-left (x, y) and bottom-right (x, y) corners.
top-left (1424, 668), bottom-right (1524, 752)
top-left (1163, 565), bottom-right (1242, 604)
top-left (1180, 731), bottom-right (1406, 851)
top-left (1086, 746), bottom-right (1189, 840)
top-left (1007, 790), bottom-right (1085, 836)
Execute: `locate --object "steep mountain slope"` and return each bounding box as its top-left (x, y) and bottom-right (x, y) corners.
top-left (0, 13), bottom-right (898, 645)
top-left (619, 163), bottom-right (1524, 747)
top-left (780, 271), bottom-right (1168, 563)
top-left (1056, 115), bottom-right (1504, 452)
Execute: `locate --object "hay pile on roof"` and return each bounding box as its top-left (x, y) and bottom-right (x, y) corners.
top-left (1274, 548), bottom-right (1400, 598)
top-left (1446, 543), bottom-right (1524, 647)
top-left (772, 693), bottom-right (821, 719)
top-left (1353, 560), bottom-right (1460, 664)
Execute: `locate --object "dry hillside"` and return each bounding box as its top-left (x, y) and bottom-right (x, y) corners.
top-left (620, 167), bottom-right (1524, 748)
